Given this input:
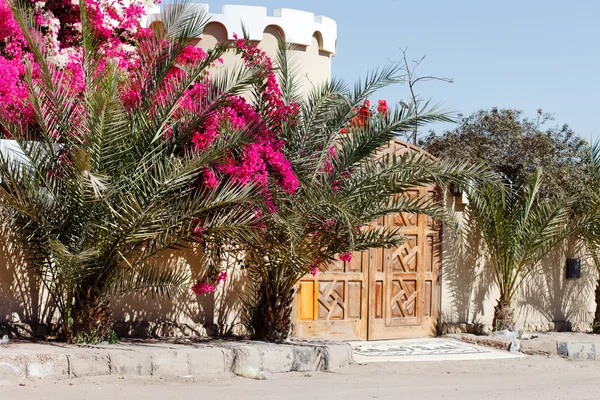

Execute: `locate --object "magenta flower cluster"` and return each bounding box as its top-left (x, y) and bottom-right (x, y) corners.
top-left (189, 34), bottom-right (300, 196)
top-left (0, 0), bottom-right (376, 293)
top-left (0, 0), bottom-right (33, 125)
top-left (0, 0), bottom-right (155, 128)
top-left (0, 0), bottom-right (300, 194)
top-left (192, 271), bottom-right (228, 295)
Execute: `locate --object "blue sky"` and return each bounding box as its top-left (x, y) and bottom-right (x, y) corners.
top-left (204, 0), bottom-right (599, 140)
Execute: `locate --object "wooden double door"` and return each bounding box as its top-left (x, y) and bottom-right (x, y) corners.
top-left (292, 185), bottom-right (442, 341)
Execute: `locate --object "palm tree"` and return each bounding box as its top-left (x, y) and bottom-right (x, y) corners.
top-left (573, 142), bottom-right (600, 332)
top-left (0, 1), bottom-right (268, 341)
top-left (240, 41), bottom-right (498, 342)
top-left (466, 170), bottom-right (570, 331)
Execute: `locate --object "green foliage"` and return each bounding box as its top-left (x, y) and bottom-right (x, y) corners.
top-left (75, 329), bottom-right (119, 345)
top-left (465, 170), bottom-right (570, 330)
top-left (0, 2), bottom-right (261, 340)
top-left (421, 108), bottom-right (591, 202)
top-left (575, 142), bottom-right (600, 249)
top-left (572, 142), bottom-right (600, 333)
top-left (423, 108), bottom-right (597, 331)
top-left (104, 329), bottom-right (119, 344)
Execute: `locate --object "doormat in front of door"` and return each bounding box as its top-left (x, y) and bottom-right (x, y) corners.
top-left (349, 338), bottom-right (524, 362)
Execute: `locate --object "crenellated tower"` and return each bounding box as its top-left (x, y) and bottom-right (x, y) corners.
top-left (142, 4), bottom-right (337, 94)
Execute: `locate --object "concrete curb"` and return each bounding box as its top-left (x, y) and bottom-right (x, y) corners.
top-left (446, 333), bottom-right (516, 352)
top-left (0, 340), bottom-right (352, 380)
top-left (524, 340), bottom-right (599, 361)
top-left (448, 332), bottom-right (600, 361)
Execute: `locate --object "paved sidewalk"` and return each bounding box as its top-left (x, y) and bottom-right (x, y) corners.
top-left (0, 339), bottom-right (351, 380)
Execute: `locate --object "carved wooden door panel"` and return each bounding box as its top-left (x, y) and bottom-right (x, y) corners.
top-left (292, 252), bottom-right (368, 340)
top-left (367, 185), bottom-right (441, 340)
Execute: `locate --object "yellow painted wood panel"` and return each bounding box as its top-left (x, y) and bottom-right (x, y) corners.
top-left (298, 281), bottom-right (315, 320)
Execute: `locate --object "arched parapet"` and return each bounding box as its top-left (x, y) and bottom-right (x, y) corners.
top-left (269, 8), bottom-right (336, 54)
top-left (140, 5), bottom-right (164, 29)
top-left (264, 24), bottom-right (285, 42)
top-left (312, 30), bottom-right (324, 50)
top-left (141, 4), bottom-right (337, 55)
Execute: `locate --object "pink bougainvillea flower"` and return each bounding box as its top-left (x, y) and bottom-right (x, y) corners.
top-left (339, 252), bottom-right (353, 263)
top-left (192, 281), bottom-right (215, 295)
top-left (308, 259), bottom-right (321, 277)
top-left (216, 271), bottom-right (227, 285)
top-left (0, 0), bottom-right (157, 131)
top-left (1, 0), bottom-right (304, 291)
top-left (192, 271), bottom-right (227, 295)
top-left (202, 168), bottom-right (219, 190)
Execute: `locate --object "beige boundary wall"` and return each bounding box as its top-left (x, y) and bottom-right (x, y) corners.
top-left (3, 190), bottom-right (596, 337)
top-left (441, 193), bottom-right (597, 333)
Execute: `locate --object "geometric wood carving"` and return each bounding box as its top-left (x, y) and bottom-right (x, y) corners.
top-left (395, 211), bottom-right (418, 227)
top-left (318, 281), bottom-right (345, 320)
top-left (391, 235), bottom-right (418, 272)
top-left (295, 138), bottom-right (442, 341)
top-left (390, 279), bottom-right (417, 318)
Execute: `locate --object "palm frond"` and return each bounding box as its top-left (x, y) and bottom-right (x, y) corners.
top-left (466, 170), bottom-right (570, 305)
top-left (274, 36), bottom-right (301, 104)
top-left (112, 261), bottom-right (192, 299)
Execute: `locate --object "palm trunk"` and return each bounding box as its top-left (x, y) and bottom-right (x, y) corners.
top-left (67, 287), bottom-right (112, 343)
top-left (245, 268), bottom-right (295, 342)
top-left (244, 259), bottom-right (297, 342)
top-left (250, 288), bottom-right (293, 342)
top-left (492, 298), bottom-right (514, 331)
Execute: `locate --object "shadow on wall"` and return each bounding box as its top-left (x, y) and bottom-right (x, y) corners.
top-left (214, 251), bottom-right (248, 336)
top-left (441, 204), bottom-right (495, 330)
top-left (110, 245), bottom-right (248, 338)
top-left (442, 195), bottom-right (597, 332)
top-left (110, 246), bottom-right (212, 337)
top-left (0, 226), bottom-right (58, 336)
top-left (515, 238), bottom-right (597, 332)
top-left (0, 223), bottom-right (247, 338)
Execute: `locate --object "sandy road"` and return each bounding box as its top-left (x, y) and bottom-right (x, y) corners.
top-left (3, 355), bottom-right (600, 400)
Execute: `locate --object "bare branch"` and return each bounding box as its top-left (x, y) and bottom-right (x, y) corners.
top-left (397, 48), bottom-right (453, 144)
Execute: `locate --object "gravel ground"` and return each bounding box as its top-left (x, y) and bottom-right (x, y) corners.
top-left (3, 355), bottom-right (600, 400)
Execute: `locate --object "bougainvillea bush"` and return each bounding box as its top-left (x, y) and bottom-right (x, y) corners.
top-left (238, 40), bottom-right (497, 342)
top-left (0, 0), bottom-right (299, 341)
